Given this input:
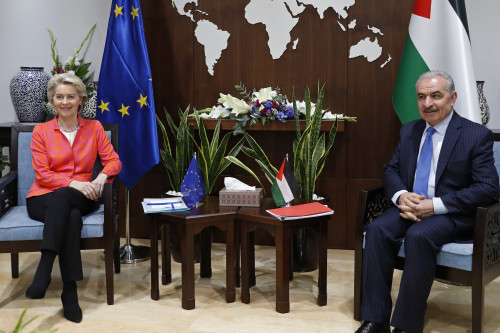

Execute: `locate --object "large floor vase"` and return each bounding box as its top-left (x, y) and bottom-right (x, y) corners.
top-left (10, 67), bottom-right (51, 123)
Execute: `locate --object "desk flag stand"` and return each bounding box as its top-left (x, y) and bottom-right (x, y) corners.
top-left (120, 189), bottom-right (150, 263)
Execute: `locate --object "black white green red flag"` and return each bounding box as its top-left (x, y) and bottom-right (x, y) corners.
top-left (271, 157), bottom-right (301, 207)
top-left (392, 0), bottom-right (480, 124)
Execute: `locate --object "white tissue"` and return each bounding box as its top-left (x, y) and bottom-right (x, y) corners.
top-left (224, 177), bottom-right (256, 191)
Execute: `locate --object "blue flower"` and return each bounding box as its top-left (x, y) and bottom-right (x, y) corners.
top-left (284, 106), bottom-right (295, 118)
top-left (275, 111), bottom-right (287, 122)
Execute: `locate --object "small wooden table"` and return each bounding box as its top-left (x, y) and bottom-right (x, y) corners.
top-left (238, 198), bottom-right (330, 313)
top-left (148, 196), bottom-right (238, 309)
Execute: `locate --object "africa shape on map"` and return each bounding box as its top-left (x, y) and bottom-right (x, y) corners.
top-left (171, 0), bottom-right (391, 76)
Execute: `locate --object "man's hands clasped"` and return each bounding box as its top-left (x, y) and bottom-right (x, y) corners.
top-left (398, 192), bottom-right (435, 222)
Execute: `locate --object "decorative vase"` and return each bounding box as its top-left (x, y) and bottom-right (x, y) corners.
top-left (476, 81), bottom-right (490, 125)
top-left (10, 67), bottom-right (51, 123)
top-left (292, 192), bottom-right (330, 272)
top-left (81, 81), bottom-right (98, 119)
top-left (44, 80), bottom-right (98, 120)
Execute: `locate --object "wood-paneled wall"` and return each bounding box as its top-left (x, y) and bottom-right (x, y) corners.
top-left (126, 0), bottom-right (414, 249)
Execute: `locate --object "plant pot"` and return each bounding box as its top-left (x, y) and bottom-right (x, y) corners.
top-left (10, 67), bottom-right (51, 123)
top-left (163, 191), bottom-right (208, 263)
top-left (292, 192), bottom-right (330, 272)
top-left (292, 227), bottom-right (319, 272)
top-left (169, 228), bottom-right (204, 263)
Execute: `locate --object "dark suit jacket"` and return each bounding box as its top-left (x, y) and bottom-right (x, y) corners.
top-left (384, 111), bottom-right (500, 240)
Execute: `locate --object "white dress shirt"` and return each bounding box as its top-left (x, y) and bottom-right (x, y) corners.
top-left (391, 111), bottom-right (454, 215)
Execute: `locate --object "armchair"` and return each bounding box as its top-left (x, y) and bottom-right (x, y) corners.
top-left (0, 123), bottom-right (121, 305)
top-left (354, 185), bottom-right (500, 333)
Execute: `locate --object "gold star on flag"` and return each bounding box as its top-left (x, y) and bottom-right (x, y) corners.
top-left (114, 4), bottom-right (124, 18)
top-left (136, 94), bottom-right (147, 108)
top-left (98, 100), bottom-right (110, 113)
top-left (130, 6), bottom-right (140, 20)
top-left (118, 104), bottom-right (130, 117)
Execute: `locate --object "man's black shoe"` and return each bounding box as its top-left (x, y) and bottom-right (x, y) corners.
top-left (392, 329), bottom-right (413, 333)
top-left (355, 321), bottom-right (391, 333)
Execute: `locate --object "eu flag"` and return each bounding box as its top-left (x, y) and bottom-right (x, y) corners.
top-left (181, 155), bottom-right (205, 207)
top-left (96, 0), bottom-right (159, 190)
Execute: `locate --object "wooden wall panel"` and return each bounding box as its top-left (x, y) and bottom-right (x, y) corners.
top-left (128, 1), bottom-right (414, 248)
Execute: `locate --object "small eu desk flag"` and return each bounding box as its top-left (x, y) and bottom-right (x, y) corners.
top-left (96, 0), bottom-right (159, 190)
top-left (181, 155), bottom-right (206, 207)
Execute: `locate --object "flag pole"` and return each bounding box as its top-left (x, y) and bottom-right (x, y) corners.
top-left (120, 188), bottom-right (150, 263)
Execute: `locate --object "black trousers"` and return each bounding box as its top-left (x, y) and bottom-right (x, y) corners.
top-left (27, 187), bottom-right (99, 282)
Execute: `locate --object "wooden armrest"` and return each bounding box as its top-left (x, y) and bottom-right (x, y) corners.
top-left (0, 172), bottom-right (17, 192)
top-left (355, 187), bottom-right (389, 249)
top-left (474, 202), bottom-right (500, 281)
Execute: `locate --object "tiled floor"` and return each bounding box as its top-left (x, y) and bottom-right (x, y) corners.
top-left (0, 239), bottom-right (499, 332)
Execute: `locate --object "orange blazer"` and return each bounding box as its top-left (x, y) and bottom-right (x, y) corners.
top-left (27, 116), bottom-right (122, 198)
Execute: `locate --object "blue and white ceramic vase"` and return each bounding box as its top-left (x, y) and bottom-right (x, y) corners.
top-left (476, 81), bottom-right (490, 125)
top-left (10, 67), bottom-right (51, 123)
top-left (81, 81), bottom-right (98, 119)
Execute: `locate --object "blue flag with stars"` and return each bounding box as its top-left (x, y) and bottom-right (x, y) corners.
top-left (181, 155), bottom-right (205, 207)
top-left (96, 0), bottom-right (159, 190)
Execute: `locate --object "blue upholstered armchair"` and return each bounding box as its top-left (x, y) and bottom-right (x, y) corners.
top-left (353, 140), bottom-right (500, 333)
top-left (0, 124), bottom-right (121, 305)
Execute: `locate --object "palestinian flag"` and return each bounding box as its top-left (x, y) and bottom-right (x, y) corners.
top-left (392, 0), bottom-right (480, 124)
top-left (271, 157), bottom-right (301, 207)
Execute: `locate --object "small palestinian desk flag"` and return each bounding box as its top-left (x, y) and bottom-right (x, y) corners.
top-left (271, 155), bottom-right (301, 207)
top-left (181, 154), bottom-right (206, 207)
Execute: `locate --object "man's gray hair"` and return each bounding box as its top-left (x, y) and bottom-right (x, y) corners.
top-left (416, 70), bottom-right (455, 94)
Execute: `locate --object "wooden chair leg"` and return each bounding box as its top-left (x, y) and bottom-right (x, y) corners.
top-left (471, 279), bottom-right (484, 333)
top-left (11, 253), bottom-right (19, 278)
top-left (353, 249), bottom-right (364, 321)
top-left (114, 217), bottom-right (121, 274)
top-left (105, 241), bottom-right (114, 305)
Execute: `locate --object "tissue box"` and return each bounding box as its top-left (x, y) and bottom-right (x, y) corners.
top-left (219, 187), bottom-right (263, 207)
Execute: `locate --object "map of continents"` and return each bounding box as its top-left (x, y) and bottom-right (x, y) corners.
top-left (172, 0), bottom-right (391, 76)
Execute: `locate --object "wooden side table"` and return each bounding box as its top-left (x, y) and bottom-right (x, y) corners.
top-left (238, 198), bottom-right (330, 313)
top-left (148, 196), bottom-right (238, 309)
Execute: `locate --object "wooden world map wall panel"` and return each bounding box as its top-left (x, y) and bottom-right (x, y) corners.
top-left (126, 0), bottom-right (414, 250)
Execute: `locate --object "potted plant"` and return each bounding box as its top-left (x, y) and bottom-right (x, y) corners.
top-left (227, 83), bottom-right (348, 271)
top-left (185, 111), bottom-right (245, 195)
top-left (156, 106), bottom-right (196, 262)
top-left (156, 106), bottom-right (245, 262)
top-left (227, 83), bottom-right (339, 199)
top-left (156, 106), bottom-right (194, 194)
top-left (0, 149), bottom-right (9, 174)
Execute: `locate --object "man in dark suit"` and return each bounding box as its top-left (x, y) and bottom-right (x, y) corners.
top-left (355, 70), bottom-right (499, 333)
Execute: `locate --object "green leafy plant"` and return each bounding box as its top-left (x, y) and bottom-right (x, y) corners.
top-left (47, 24), bottom-right (96, 92)
top-left (0, 308), bottom-right (57, 333)
top-left (227, 83), bottom-right (345, 199)
top-left (292, 83), bottom-right (338, 199)
top-left (0, 148), bottom-right (9, 173)
top-left (186, 111), bottom-right (245, 195)
top-left (156, 106), bottom-right (194, 192)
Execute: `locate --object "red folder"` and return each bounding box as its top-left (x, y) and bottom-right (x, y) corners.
top-left (267, 202), bottom-right (333, 217)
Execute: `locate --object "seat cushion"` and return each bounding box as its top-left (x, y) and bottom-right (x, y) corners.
top-left (363, 233), bottom-right (473, 271)
top-left (0, 205), bottom-right (105, 241)
top-left (398, 241), bottom-right (473, 271)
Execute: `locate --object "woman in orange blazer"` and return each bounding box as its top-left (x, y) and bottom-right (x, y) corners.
top-left (25, 73), bottom-right (122, 323)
